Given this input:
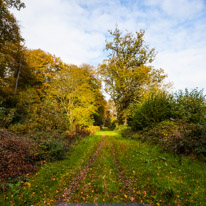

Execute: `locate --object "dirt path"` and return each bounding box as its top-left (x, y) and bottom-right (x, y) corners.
top-left (56, 133), bottom-right (105, 205)
top-left (111, 144), bottom-right (142, 203)
top-left (56, 131), bottom-right (149, 205)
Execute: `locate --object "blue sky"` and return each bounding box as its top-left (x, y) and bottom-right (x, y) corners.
top-left (13, 0), bottom-right (206, 92)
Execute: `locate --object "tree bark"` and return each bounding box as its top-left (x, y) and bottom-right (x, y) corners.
top-left (14, 59), bottom-right (22, 95)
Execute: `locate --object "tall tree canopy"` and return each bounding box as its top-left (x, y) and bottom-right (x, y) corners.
top-left (39, 65), bottom-right (104, 131)
top-left (99, 28), bottom-right (167, 124)
top-left (0, 0), bottom-right (25, 100)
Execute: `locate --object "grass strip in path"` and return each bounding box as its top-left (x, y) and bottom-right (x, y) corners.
top-left (68, 132), bottom-right (125, 204)
top-left (111, 142), bottom-right (143, 204)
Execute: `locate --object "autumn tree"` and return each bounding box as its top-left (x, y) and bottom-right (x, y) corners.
top-left (80, 64), bottom-right (107, 127)
top-left (40, 65), bottom-right (103, 131)
top-left (14, 49), bottom-right (65, 124)
top-left (99, 28), bottom-right (167, 124)
top-left (0, 0), bottom-right (25, 101)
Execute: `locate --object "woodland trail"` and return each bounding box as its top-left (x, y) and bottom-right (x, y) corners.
top-left (56, 130), bottom-right (147, 205)
top-left (56, 133), bottom-right (105, 205)
top-left (1, 130), bottom-right (205, 205)
top-left (54, 131), bottom-right (206, 205)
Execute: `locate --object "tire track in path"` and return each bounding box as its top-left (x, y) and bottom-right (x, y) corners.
top-left (111, 142), bottom-right (148, 204)
top-left (56, 133), bottom-right (105, 205)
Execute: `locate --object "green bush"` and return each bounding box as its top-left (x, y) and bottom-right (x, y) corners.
top-left (115, 125), bottom-right (133, 137)
top-left (131, 89), bottom-right (206, 130)
top-left (131, 120), bottom-right (206, 158)
top-left (131, 92), bottom-right (175, 130)
top-left (36, 137), bottom-right (67, 162)
top-left (0, 102), bottom-right (16, 128)
top-left (8, 123), bottom-right (28, 134)
top-left (174, 88), bottom-right (206, 124)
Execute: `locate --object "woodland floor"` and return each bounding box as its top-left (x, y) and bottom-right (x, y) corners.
top-left (0, 130), bottom-right (206, 205)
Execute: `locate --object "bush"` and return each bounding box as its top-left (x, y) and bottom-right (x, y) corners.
top-left (8, 123), bottom-right (29, 135)
top-left (0, 102), bottom-right (16, 128)
top-left (0, 130), bottom-right (37, 181)
top-left (35, 137), bottom-right (67, 162)
top-left (131, 120), bottom-right (206, 158)
top-left (174, 88), bottom-right (206, 124)
top-left (131, 92), bottom-right (175, 130)
top-left (131, 88), bottom-right (206, 130)
top-left (82, 126), bottom-right (100, 135)
top-left (115, 125), bottom-right (133, 137)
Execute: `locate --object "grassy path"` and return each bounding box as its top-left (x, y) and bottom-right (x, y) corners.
top-left (1, 131), bottom-right (206, 205)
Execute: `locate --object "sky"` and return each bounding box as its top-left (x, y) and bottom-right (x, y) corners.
top-left (12, 0), bottom-right (206, 92)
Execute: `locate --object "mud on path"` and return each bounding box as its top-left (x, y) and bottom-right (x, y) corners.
top-left (56, 133), bottom-right (105, 205)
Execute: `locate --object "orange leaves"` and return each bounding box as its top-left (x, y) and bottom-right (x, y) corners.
top-left (24, 182), bottom-right (31, 187)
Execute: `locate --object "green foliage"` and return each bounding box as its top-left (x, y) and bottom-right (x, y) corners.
top-left (115, 125), bottom-right (132, 136)
top-left (0, 102), bottom-right (15, 128)
top-left (8, 122), bottom-right (28, 134)
top-left (131, 92), bottom-right (175, 130)
top-left (1, 131), bottom-right (205, 205)
top-left (128, 120), bottom-right (206, 158)
top-left (131, 88), bottom-right (206, 130)
top-left (174, 88), bottom-right (206, 124)
top-left (37, 137), bottom-right (67, 162)
top-left (99, 27), bottom-right (166, 124)
top-left (29, 98), bottom-right (69, 132)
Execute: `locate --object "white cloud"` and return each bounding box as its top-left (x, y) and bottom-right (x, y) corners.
top-left (145, 0), bottom-right (204, 19)
top-left (12, 0), bottom-right (206, 92)
top-left (153, 48), bottom-right (206, 90)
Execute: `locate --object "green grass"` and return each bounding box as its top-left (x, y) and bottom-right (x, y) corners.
top-left (71, 133), bottom-right (125, 203)
top-left (0, 132), bottom-right (102, 205)
top-left (111, 131), bottom-right (206, 205)
top-left (1, 130), bottom-right (205, 205)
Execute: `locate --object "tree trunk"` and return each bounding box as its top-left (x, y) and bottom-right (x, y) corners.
top-left (14, 61), bottom-right (22, 95)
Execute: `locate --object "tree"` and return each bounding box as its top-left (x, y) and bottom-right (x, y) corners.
top-left (13, 49), bottom-right (65, 123)
top-left (1, 0), bottom-right (25, 10)
top-left (0, 0), bottom-right (25, 100)
top-left (22, 49), bottom-right (64, 89)
top-left (98, 27), bottom-right (166, 124)
top-left (44, 65), bottom-right (101, 131)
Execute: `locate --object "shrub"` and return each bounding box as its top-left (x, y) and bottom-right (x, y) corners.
top-left (115, 125), bottom-right (133, 137)
top-left (86, 126), bottom-right (100, 134)
top-left (131, 92), bottom-right (175, 130)
top-left (134, 120), bottom-right (206, 158)
top-left (0, 130), bottom-right (37, 181)
top-left (8, 123), bottom-right (28, 135)
top-left (0, 102), bottom-right (16, 128)
top-left (131, 88), bottom-right (206, 130)
top-left (35, 137), bottom-right (67, 162)
top-left (174, 88), bottom-right (206, 124)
